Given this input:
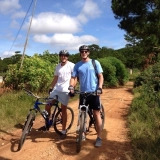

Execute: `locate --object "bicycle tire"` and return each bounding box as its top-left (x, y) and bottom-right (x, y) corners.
top-left (77, 111), bottom-right (85, 153)
top-left (53, 106), bottom-right (74, 135)
top-left (18, 114), bottom-right (35, 150)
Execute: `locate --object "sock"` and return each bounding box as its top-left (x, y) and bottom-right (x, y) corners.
top-left (61, 130), bottom-right (66, 134)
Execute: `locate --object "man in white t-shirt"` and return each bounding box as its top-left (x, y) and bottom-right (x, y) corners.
top-left (39, 50), bottom-right (74, 139)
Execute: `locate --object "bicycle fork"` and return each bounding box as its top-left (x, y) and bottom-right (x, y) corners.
top-left (23, 109), bottom-right (36, 133)
top-left (77, 105), bottom-right (89, 134)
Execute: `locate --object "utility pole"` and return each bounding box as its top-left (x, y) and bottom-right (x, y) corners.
top-left (19, 0), bottom-right (37, 70)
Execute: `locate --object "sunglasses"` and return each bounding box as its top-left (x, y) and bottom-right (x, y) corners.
top-left (80, 50), bottom-right (88, 53)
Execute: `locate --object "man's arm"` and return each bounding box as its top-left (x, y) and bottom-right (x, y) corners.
top-left (50, 75), bottom-right (58, 89)
top-left (69, 76), bottom-right (76, 88)
top-left (98, 73), bottom-right (104, 89)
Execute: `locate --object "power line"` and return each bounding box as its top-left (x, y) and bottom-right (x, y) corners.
top-left (9, 0), bottom-right (34, 52)
top-left (20, 0), bottom-right (38, 69)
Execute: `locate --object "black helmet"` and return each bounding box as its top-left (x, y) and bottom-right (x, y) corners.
top-left (79, 45), bottom-right (90, 51)
top-left (59, 50), bottom-right (69, 57)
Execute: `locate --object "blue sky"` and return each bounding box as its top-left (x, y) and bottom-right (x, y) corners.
top-left (0, 0), bottom-right (127, 59)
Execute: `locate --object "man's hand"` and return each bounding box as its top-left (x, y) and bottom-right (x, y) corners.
top-left (69, 91), bottom-right (75, 97)
top-left (68, 85), bottom-right (75, 97)
top-left (96, 87), bottom-right (102, 95)
top-left (68, 85), bottom-right (74, 91)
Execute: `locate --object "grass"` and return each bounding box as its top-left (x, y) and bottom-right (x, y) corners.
top-left (128, 88), bottom-right (160, 160)
top-left (0, 90), bottom-right (35, 134)
top-left (0, 89), bottom-right (79, 136)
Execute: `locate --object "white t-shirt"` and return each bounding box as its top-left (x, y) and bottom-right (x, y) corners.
top-left (54, 61), bottom-right (74, 92)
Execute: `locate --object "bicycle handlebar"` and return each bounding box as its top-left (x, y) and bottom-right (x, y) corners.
top-left (74, 89), bottom-right (97, 96)
top-left (23, 88), bottom-right (57, 101)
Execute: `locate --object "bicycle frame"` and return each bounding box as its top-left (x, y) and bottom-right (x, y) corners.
top-left (24, 89), bottom-right (60, 126)
top-left (74, 89), bottom-right (104, 152)
top-left (18, 88), bottom-right (74, 151)
top-left (77, 104), bottom-right (89, 133)
top-left (76, 90), bottom-right (97, 128)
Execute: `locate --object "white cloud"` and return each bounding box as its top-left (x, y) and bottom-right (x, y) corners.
top-left (0, 0), bottom-right (21, 14)
top-left (34, 33), bottom-right (98, 44)
top-left (33, 33), bottom-right (98, 52)
top-left (23, 0), bottom-right (101, 35)
top-left (23, 12), bottom-right (81, 34)
top-left (1, 51), bottom-right (15, 59)
top-left (77, 0), bottom-right (101, 23)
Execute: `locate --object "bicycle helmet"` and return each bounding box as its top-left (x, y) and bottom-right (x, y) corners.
top-left (59, 50), bottom-right (69, 57)
top-left (79, 45), bottom-right (90, 51)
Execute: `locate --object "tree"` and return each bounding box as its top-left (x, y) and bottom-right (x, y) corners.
top-left (38, 50), bottom-right (59, 65)
top-left (111, 0), bottom-right (160, 53)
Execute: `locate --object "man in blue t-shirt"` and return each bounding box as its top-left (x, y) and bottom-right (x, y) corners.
top-left (69, 45), bottom-right (104, 147)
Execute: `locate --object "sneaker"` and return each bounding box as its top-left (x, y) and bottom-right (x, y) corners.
top-left (95, 137), bottom-right (102, 147)
top-left (76, 135), bottom-right (86, 142)
top-left (60, 133), bottom-right (67, 139)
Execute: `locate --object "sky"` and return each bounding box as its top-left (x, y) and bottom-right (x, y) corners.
top-left (0, 0), bottom-right (127, 59)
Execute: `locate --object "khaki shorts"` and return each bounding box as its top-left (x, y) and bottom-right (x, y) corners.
top-left (49, 89), bottom-right (69, 106)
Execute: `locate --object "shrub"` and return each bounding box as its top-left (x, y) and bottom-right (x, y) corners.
top-left (128, 61), bottom-right (160, 159)
top-left (98, 57), bottom-right (129, 87)
top-left (4, 55), bottom-right (55, 92)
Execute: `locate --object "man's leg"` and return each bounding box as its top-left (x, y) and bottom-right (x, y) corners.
top-left (38, 104), bottom-right (51, 131)
top-left (45, 104), bottom-right (51, 117)
top-left (60, 104), bottom-right (67, 139)
top-left (93, 110), bottom-right (102, 138)
top-left (61, 104), bottom-right (67, 131)
top-left (93, 109), bottom-right (102, 147)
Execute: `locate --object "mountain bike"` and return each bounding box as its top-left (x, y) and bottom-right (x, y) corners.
top-left (74, 90), bottom-right (105, 153)
top-left (18, 88), bottom-right (74, 150)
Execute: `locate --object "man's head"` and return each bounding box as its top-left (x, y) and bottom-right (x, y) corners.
top-left (59, 50), bottom-right (69, 64)
top-left (79, 45), bottom-right (90, 60)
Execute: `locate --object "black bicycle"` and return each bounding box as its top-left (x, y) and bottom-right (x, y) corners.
top-left (18, 88), bottom-right (74, 150)
top-left (74, 90), bottom-right (105, 153)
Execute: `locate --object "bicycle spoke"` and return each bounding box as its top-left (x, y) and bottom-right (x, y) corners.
top-left (53, 106), bottom-right (74, 135)
top-left (76, 111), bottom-right (85, 153)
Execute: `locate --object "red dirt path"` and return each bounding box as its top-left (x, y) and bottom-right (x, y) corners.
top-left (0, 82), bottom-right (134, 160)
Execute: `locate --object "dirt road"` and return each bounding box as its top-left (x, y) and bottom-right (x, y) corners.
top-left (0, 83), bottom-right (134, 160)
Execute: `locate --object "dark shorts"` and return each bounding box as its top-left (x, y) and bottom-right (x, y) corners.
top-left (79, 94), bottom-right (101, 110)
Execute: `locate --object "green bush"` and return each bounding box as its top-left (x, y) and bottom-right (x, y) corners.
top-left (98, 57), bottom-right (129, 87)
top-left (128, 61), bottom-right (160, 159)
top-left (4, 55), bottom-right (55, 92)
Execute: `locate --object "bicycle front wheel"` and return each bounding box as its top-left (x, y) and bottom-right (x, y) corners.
top-left (77, 111), bottom-right (85, 153)
top-left (53, 106), bottom-right (74, 135)
top-left (18, 114), bottom-right (35, 151)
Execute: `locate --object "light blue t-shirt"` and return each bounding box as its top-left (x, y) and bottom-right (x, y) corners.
top-left (72, 59), bottom-right (103, 92)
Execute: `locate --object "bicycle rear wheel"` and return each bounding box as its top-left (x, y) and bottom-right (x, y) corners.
top-left (18, 114), bottom-right (35, 150)
top-left (77, 111), bottom-right (85, 153)
top-left (53, 106), bottom-right (74, 135)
